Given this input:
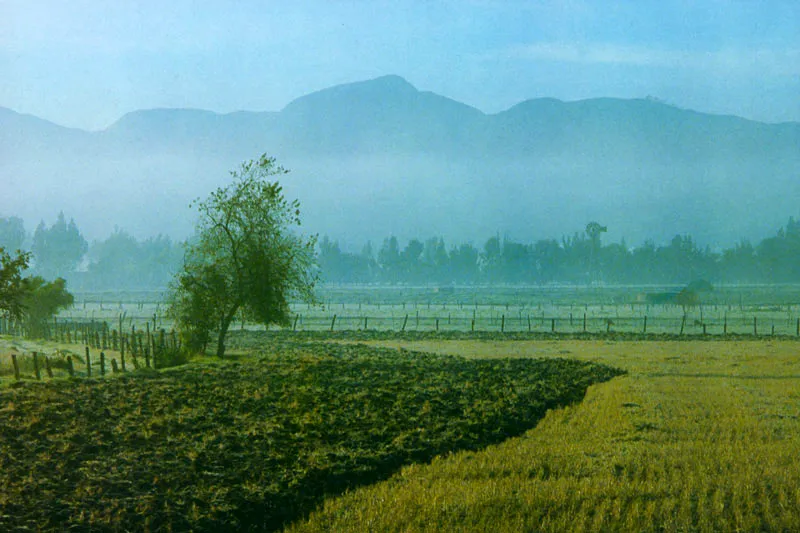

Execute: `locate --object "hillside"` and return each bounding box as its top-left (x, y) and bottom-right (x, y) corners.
top-left (1, 75), bottom-right (798, 247)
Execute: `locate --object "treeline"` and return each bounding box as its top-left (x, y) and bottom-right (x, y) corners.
top-left (320, 218), bottom-right (800, 285)
top-left (0, 213), bottom-right (183, 291)
top-left (3, 213), bottom-right (800, 289)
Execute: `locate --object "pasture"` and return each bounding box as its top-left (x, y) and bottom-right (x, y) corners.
top-left (290, 337), bottom-right (800, 532)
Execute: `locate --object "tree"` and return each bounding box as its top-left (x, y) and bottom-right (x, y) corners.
top-left (32, 212), bottom-right (88, 280)
top-left (585, 221), bottom-right (607, 283)
top-left (0, 216), bottom-right (26, 252)
top-left (87, 228), bottom-right (141, 289)
top-left (449, 243), bottom-right (479, 284)
top-left (377, 236), bottom-right (401, 283)
top-left (168, 154), bottom-right (317, 358)
top-left (400, 239), bottom-right (424, 282)
top-left (20, 276), bottom-right (74, 337)
top-left (0, 248), bottom-right (72, 336)
top-left (0, 248), bottom-right (30, 321)
top-left (87, 229), bottom-right (182, 290)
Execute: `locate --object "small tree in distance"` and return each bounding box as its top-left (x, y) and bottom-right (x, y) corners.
top-left (1, 248), bottom-right (74, 336)
top-left (0, 248), bottom-right (31, 322)
top-left (168, 155), bottom-right (318, 358)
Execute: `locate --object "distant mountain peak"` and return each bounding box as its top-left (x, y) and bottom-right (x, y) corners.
top-left (282, 75), bottom-right (419, 114)
top-left (366, 74), bottom-right (417, 91)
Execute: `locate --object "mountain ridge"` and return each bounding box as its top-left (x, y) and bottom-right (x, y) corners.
top-left (1, 75), bottom-right (798, 249)
top-left (5, 75), bottom-right (798, 132)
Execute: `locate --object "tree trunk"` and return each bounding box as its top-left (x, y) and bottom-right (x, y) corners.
top-left (216, 304), bottom-right (239, 358)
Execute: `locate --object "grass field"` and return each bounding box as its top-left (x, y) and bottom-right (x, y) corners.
top-left (289, 338), bottom-right (800, 532)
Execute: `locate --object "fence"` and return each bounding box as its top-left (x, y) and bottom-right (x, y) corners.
top-left (0, 314), bottom-right (181, 382)
top-left (282, 311), bottom-right (800, 336)
top-left (3, 297), bottom-right (800, 383)
top-left (1, 343), bottom-right (166, 382)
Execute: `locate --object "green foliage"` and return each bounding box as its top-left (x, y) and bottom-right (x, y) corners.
top-left (20, 276), bottom-right (74, 337)
top-left (156, 345), bottom-right (191, 369)
top-left (31, 212), bottom-right (88, 280)
top-left (0, 341), bottom-right (621, 532)
top-left (169, 154), bottom-right (318, 357)
top-left (87, 229), bottom-right (183, 290)
top-left (0, 248), bottom-right (31, 321)
top-left (0, 216), bottom-right (26, 252)
top-left (318, 215), bottom-right (800, 285)
top-left (317, 236), bottom-right (374, 283)
top-left (0, 248), bottom-right (73, 337)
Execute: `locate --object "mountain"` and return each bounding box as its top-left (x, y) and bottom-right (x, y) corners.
top-left (1, 76), bottom-right (799, 250)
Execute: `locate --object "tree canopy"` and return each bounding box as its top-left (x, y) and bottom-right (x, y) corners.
top-left (169, 155), bottom-right (317, 357)
top-left (0, 247), bottom-right (73, 336)
top-left (0, 216), bottom-right (26, 252)
top-left (20, 276), bottom-right (74, 337)
top-left (0, 248), bottom-right (31, 322)
top-left (32, 212), bottom-right (88, 280)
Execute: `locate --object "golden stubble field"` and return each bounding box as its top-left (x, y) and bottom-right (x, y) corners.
top-left (290, 338), bottom-right (800, 532)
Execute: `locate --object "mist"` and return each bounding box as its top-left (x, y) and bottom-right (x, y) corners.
top-left (3, 77), bottom-right (798, 253)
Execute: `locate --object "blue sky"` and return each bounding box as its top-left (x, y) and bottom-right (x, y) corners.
top-left (3, 0), bottom-right (799, 130)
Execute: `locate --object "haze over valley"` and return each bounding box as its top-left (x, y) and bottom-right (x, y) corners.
top-left (3, 75), bottom-right (799, 251)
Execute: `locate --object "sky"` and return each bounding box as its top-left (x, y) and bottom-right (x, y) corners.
top-left (2, 0), bottom-right (799, 131)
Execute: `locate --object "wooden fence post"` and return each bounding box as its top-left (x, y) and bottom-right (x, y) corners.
top-left (144, 346), bottom-right (151, 368)
top-left (680, 315), bottom-right (686, 335)
top-left (100, 352), bottom-right (106, 376)
top-left (551, 318), bottom-right (556, 333)
top-left (12, 353), bottom-right (20, 380)
top-left (33, 352), bottom-right (41, 380)
top-left (583, 313), bottom-right (587, 332)
top-left (146, 322), bottom-right (152, 357)
top-left (501, 315), bottom-right (505, 333)
top-left (754, 317), bottom-right (758, 336)
top-left (85, 346), bottom-right (92, 377)
top-left (401, 314), bottom-right (408, 332)
top-left (44, 356), bottom-right (53, 378)
top-left (67, 356), bottom-right (74, 378)
top-left (643, 316), bottom-right (647, 334)
top-left (330, 315), bottom-right (337, 332)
